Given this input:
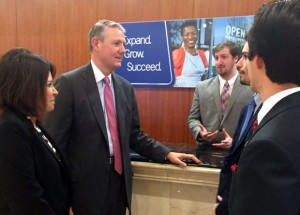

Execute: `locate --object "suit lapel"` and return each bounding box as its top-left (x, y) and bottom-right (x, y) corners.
top-left (232, 104), bottom-right (261, 152)
top-left (211, 77), bottom-right (223, 122)
top-left (111, 73), bottom-right (126, 146)
top-left (33, 122), bottom-right (63, 165)
top-left (211, 76), bottom-right (244, 126)
top-left (225, 77), bottom-right (241, 116)
top-left (81, 63), bottom-right (109, 143)
top-left (220, 76), bottom-right (243, 126)
top-left (247, 91), bottom-right (300, 145)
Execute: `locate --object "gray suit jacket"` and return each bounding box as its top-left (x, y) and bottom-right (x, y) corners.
top-left (188, 75), bottom-right (253, 143)
top-left (44, 63), bottom-right (171, 215)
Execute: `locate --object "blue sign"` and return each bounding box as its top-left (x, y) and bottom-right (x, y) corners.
top-left (117, 16), bottom-right (254, 88)
top-left (116, 21), bottom-right (175, 87)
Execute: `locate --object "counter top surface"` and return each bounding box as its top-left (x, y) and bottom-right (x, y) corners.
top-left (131, 142), bottom-right (227, 169)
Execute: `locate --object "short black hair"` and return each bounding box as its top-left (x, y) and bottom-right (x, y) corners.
top-left (247, 0), bottom-right (300, 85)
top-left (181, 20), bottom-right (197, 36)
top-left (0, 48), bottom-right (56, 117)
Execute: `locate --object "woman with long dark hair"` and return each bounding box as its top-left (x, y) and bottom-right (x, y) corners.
top-left (0, 48), bottom-right (70, 215)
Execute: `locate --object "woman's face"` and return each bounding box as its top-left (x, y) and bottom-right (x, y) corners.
top-left (45, 72), bottom-right (58, 112)
top-left (182, 26), bottom-right (198, 49)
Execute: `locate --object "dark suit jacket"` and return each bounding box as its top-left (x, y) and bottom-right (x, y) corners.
top-left (0, 109), bottom-right (70, 215)
top-left (229, 91), bottom-right (300, 215)
top-left (216, 99), bottom-right (260, 215)
top-left (44, 63), bottom-right (171, 215)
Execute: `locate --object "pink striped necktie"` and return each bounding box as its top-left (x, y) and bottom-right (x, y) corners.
top-left (221, 81), bottom-right (230, 113)
top-left (103, 77), bottom-right (123, 175)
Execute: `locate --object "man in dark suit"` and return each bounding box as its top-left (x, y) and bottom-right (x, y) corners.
top-left (211, 42), bottom-right (262, 215)
top-left (228, 1), bottom-right (300, 214)
top-left (44, 19), bottom-right (199, 215)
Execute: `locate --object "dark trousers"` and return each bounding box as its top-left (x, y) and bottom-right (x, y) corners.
top-left (103, 163), bottom-right (127, 215)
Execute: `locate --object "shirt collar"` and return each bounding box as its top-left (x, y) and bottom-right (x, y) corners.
top-left (253, 93), bottom-right (262, 106)
top-left (257, 87), bottom-right (300, 124)
top-left (218, 72), bottom-right (238, 95)
top-left (91, 59), bottom-right (112, 83)
top-left (218, 72), bottom-right (238, 88)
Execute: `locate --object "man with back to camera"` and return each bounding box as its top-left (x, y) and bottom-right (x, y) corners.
top-left (229, 0), bottom-right (300, 214)
top-left (44, 19), bottom-right (200, 215)
top-left (211, 41), bottom-right (262, 215)
top-left (188, 41), bottom-right (253, 163)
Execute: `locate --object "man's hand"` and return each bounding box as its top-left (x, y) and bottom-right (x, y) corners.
top-left (212, 128), bottom-right (232, 149)
top-left (211, 195), bottom-right (223, 215)
top-left (199, 124), bottom-right (218, 142)
top-left (166, 152), bottom-right (200, 168)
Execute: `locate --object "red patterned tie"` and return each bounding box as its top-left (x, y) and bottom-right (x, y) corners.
top-left (221, 81), bottom-right (230, 113)
top-left (103, 77), bottom-right (123, 175)
top-left (252, 118), bottom-right (258, 132)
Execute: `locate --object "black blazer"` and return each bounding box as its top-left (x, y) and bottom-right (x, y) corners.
top-left (229, 91), bottom-right (300, 215)
top-left (44, 63), bottom-right (171, 215)
top-left (216, 99), bottom-right (259, 215)
top-left (0, 109), bottom-right (70, 215)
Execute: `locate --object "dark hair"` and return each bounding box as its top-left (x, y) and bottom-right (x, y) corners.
top-left (0, 48), bottom-right (56, 117)
top-left (247, 0), bottom-right (300, 85)
top-left (181, 20), bottom-right (197, 36)
top-left (213, 41), bottom-right (241, 58)
top-left (0, 48), bottom-right (32, 61)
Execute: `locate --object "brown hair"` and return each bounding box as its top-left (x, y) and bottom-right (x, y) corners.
top-left (213, 41), bottom-right (241, 59)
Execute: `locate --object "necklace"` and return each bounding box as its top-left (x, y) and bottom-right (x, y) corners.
top-left (34, 124), bottom-right (57, 153)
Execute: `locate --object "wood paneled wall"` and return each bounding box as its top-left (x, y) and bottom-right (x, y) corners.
top-left (0, 0), bottom-right (266, 146)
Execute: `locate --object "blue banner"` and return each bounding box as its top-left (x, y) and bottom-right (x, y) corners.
top-left (117, 16), bottom-right (254, 88)
top-left (117, 21), bottom-right (174, 87)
